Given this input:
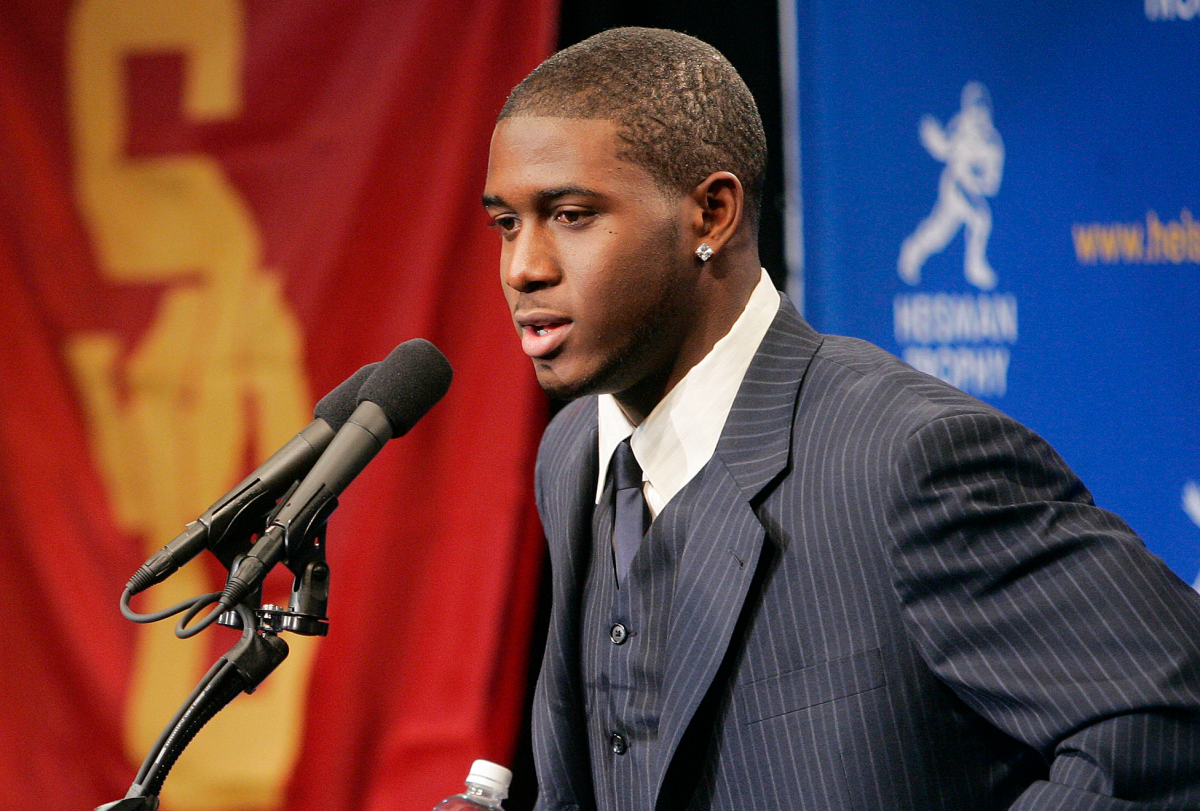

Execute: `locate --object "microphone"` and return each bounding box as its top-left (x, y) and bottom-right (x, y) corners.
top-left (217, 339), bottom-right (453, 609)
top-left (125, 362), bottom-right (379, 596)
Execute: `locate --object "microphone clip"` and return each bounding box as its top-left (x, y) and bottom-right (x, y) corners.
top-left (217, 506), bottom-right (333, 638)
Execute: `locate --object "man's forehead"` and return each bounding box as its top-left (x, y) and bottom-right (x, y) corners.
top-left (484, 116), bottom-right (655, 202)
top-left (490, 116), bottom-right (620, 162)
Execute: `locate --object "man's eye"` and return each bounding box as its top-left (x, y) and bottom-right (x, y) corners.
top-left (490, 215), bottom-right (519, 233)
top-left (555, 209), bottom-right (592, 225)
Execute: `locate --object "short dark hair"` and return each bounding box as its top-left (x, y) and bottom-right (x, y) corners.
top-left (499, 27), bottom-right (767, 226)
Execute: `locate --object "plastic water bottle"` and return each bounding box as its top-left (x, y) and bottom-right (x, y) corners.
top-left (432, 760), bottom-right (512, 810)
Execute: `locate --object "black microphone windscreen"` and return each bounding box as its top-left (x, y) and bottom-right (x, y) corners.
top-left (314, 363), bottom-right (377, 430)
top-left (357, 339), bottom-right (453, 436)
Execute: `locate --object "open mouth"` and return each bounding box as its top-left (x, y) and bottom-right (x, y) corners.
top-left (518, 318), bottom-right (572, 358)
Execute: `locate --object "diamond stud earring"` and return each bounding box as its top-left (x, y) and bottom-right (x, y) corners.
top-left (695, 243), bottom-right (714, 262)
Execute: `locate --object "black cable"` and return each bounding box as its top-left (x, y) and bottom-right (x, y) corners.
top-left (173, 592), bottom-right (228, 639)
top-left (135, 663), bottom-right (246, 796)
top-left (121, 581), bottom-right (238, 640)
top-left (132, 657), bottom-right (231, 785)
top-left (131, 602), bottom-right (257, 793)
top-left (120, 588), bottom-right (221, 624)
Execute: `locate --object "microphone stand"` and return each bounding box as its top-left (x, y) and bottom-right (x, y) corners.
top-left (96, 513), bottom-right (334, 811)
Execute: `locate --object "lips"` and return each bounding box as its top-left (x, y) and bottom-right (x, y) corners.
top-left (515, 311), bottom-right (572, 358)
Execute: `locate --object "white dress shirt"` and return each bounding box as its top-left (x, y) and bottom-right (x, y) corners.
top-left (596, 268), bottom-right (781, 518)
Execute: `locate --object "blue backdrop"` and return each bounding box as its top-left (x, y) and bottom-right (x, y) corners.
top-left (786, 1), bottom-right (1200, 582)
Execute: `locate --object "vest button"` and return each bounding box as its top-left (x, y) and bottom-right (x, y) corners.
top-left (609, 623), bottom-right (629, 645)
top-left (609, 732), bottom-right (628, 755)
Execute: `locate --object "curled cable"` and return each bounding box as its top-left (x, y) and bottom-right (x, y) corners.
top-left (121, 588), bottom-right (222, 625)
top-left (121, 588), bottom-right (243, 639)
top-left (174, 593), bottom-right (231, 639)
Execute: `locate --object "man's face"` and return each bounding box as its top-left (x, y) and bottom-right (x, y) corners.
top-left (483, 117), bottom-right (698, 403)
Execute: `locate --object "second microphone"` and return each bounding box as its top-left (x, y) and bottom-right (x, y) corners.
top-left (218, 339), bottom-right (454, 610)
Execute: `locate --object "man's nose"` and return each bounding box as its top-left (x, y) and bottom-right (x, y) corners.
top-left (503, 227), bottom-right (559, 292)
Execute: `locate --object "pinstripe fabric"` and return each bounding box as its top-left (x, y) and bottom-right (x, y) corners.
top-left (582, 469), bottom-right (683, 811)
top-left (531, 297), bottom-right (1200, 811)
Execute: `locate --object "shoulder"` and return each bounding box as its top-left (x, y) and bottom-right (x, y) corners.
top-left (760, 298), bottom-right (1010, 441)
top-left (534, 396), bottom-right (598, 495)
top-left (787, 331), bottom-right (1083, 505)
top-left (798, 337), bottom-right (1099, 532)
top-left (799, 333), bottom-right (1010, 437)
top-left (538, 396), bottom-right (596, 462)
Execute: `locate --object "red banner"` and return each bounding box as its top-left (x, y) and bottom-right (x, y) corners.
top-left (0, 2), bottom-right (555, 809)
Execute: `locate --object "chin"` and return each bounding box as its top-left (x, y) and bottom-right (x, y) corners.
top-left (534, 360), bottom-right (614, 403)
top-left (534, 343), bottom-right (651, 403)
top-left (536, 373), bottom-right (593, 402)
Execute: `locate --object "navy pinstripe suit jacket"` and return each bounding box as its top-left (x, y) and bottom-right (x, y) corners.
top-left (530, 298), bottom-right (1200, 811)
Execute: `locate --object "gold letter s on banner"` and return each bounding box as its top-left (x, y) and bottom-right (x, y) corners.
top-left (66, 1), bottom-right (316, 807)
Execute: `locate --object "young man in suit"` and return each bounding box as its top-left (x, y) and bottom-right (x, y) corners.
top-left (482, 27), bottom-right (1200, 811)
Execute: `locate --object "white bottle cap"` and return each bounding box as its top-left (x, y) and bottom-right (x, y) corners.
top-left (466, 759), bottom-right (512, 796)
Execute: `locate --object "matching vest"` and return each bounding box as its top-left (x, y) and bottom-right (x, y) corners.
top-left (580, 464), bottom-right (710, 811)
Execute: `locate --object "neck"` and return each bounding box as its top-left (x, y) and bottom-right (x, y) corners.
top-left (614, 252), bottom-right (761, 422)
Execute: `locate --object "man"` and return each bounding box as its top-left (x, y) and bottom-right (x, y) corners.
top-left (483, 27), bottom-right (1200, 811)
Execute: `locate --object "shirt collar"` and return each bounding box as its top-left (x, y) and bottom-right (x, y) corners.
top-left (596, 268), bottom-right (781, 513)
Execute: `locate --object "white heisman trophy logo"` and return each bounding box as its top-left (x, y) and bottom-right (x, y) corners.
top-left (1185, 481), bottom-right (1200, 590)
top-left (1186, 481), bottom-right (1200, 529)
top-left (899, 81), bottom-right (1004, 291)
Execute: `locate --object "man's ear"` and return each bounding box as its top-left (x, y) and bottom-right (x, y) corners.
top-left (689, 171), bottom-right (744, 255)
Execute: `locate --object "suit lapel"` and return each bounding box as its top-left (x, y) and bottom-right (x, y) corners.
top-left (651, 298), bottom-right (823, 803)
top-left (535, 398), bottom-right (600, 809)
top-left (716, 296), bottom-right (823, 499)
top-left (541, 399), bottom-right (600, 604)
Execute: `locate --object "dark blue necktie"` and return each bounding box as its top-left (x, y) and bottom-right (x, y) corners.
top-left (612, 438), bottom-right (647, 584)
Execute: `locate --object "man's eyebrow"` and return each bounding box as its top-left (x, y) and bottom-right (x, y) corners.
top-left (535, 185), bottom-right (604, 204)
top-left (481, 186), bottom-right (605, 209)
